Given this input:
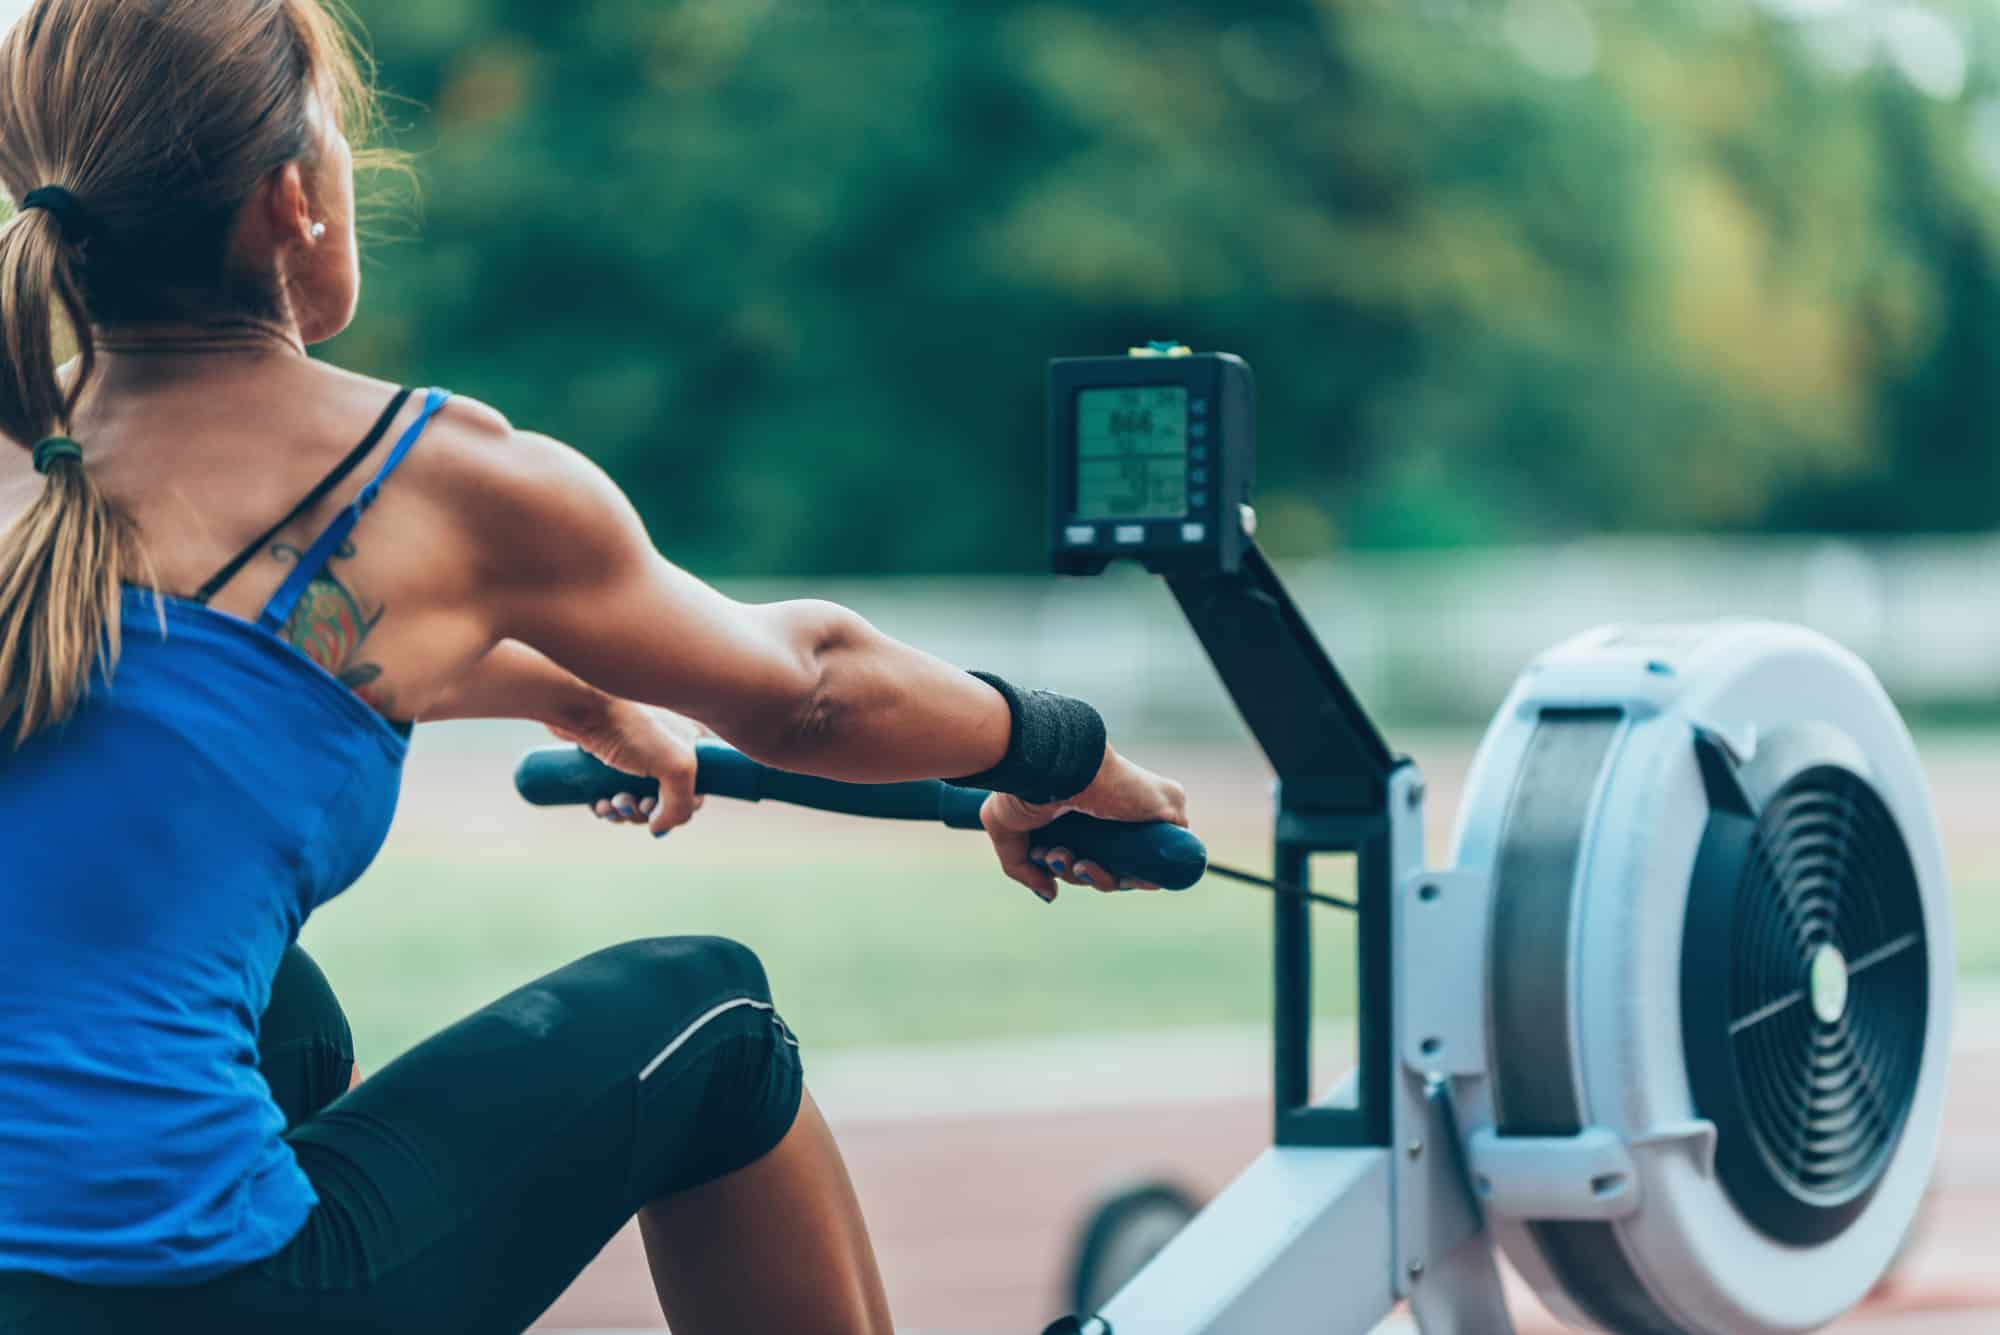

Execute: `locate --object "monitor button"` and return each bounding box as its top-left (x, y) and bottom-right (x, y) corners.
top-left (1114, 525), bottom-right (1146, 545)
top-left (1191, 398), bottom-right (1210, 416)
top-left (1065, 525), bottom-right (1098, 545)
top-left (1181, 523), bottom-right (1207, 544)
top-left (1191, 490), bottom-right (1210, 507)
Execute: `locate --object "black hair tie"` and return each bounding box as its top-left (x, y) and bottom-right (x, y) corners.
top-left (21, 186), bottom-right (91, 242)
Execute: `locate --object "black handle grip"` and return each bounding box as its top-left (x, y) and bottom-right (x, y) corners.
top-left (515, 743), bottom-right (964, 821)
top-left (512, 745), bottom-right (1208, 891)
top-left (1029, 811), bottom-right (1208, 892)
top-left (514, 747), bottom-right (664, 806)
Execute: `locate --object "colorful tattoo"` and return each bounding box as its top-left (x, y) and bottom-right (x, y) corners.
top-left (271, 540), bottom-right (390, 706)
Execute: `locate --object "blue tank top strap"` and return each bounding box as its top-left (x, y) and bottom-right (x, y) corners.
top-left (257, 388), bottom-right (452, 633)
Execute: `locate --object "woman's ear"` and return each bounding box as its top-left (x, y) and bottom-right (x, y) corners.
top-left (259, 161), bottom-right (316, 246)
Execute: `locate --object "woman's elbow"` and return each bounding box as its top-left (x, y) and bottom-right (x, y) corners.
top-left (728, 601), bottom-right (870, 767)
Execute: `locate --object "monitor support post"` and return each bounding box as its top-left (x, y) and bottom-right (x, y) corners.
top-left (1165, 541), bottom-right (1396, 1148)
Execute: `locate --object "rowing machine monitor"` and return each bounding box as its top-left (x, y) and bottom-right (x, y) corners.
top-left (1049, 344), bottom-right (1256, 577)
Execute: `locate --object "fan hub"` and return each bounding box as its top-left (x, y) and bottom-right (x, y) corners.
top-left (1808, 944), bottom-right (1849, 1025)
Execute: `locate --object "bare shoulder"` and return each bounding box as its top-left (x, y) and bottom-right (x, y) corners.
top-left (428, 390), bottom-right (513, 444)
top-left (408, 394), bottom-right (645, 576)
top-left (414, 393), bottom-right (609, 497)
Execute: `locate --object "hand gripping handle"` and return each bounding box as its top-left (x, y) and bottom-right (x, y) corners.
top-left (513, 744), bottom-right (1208, 891)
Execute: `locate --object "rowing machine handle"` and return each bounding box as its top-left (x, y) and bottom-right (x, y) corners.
top-left (513, 743), bottom-right (1208, 892)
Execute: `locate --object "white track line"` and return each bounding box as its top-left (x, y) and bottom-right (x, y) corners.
top-left (807, 987), bottom-right (2000, 1127)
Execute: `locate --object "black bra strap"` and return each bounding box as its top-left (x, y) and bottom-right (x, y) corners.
top-left (194, 388), bottom-right (415, 606)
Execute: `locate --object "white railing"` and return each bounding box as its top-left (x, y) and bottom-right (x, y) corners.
top-left (718, 534), bottom-right (2000, 732)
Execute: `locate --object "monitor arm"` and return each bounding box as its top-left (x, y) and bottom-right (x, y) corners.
top-left (1164, 540), bottom-right (1402, 1147)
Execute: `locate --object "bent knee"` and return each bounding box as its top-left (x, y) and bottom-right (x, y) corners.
top-left (606, 935), bottom-right (774, 1004)
top-left (610, 938), bottom-right (804, 1191)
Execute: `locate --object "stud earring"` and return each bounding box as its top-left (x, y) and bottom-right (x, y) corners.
top-left (309, 222), bottom-right (327, 242)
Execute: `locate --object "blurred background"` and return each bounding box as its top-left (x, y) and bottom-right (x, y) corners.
top-left (333, 0), bottom-right (2000, 578)
top-left (11, 0), bottom-right (2000, 1329)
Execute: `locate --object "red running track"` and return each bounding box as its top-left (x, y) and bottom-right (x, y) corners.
top-left (534, 1018), bottom-right (2000, 1333)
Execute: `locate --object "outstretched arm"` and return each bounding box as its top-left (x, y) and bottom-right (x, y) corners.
top-left (455, 425), bottom-right (1015, 784)
top-left (436, 407), bottom-right (1186, 896)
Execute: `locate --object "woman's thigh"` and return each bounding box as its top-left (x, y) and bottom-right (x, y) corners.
top-left (224, 935), bottom-right (804, 1335)
top-left (259, 943), bottom-right (357, 1129)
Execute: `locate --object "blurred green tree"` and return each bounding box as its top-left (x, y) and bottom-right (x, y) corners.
top-left (328, 0), bottom-right (2000, 574)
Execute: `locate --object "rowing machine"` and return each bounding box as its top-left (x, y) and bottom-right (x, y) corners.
top-left (1039, 346), bottom-right (1951, 1334)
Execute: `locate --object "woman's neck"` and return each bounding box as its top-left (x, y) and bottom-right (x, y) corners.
top-left (94, 317), bottom-right (307, 361)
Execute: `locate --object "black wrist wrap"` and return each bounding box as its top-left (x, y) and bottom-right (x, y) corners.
top-left (950, 671), bottom-right (1107, 804)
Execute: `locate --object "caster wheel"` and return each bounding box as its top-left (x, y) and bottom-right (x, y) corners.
top-left (1066, 1180), bottom-right (1201, 1316)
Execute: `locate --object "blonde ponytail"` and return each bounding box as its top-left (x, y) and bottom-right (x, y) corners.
top-left (0, 202), bottom-right (139, 746)
top-left (0, 0), bottom-right (384, 745)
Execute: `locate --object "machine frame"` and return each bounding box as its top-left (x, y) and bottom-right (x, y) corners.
top-left (1045, 345), bottom-right (1517, 1333)
top-left (1042, 350), bottom-right (1945, 1335)
top-left (1075, 754), bottom-right (1518, 1335)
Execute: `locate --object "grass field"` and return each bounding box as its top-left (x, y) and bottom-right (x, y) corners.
top-left (301, 723), bottom-right (2000, 1070)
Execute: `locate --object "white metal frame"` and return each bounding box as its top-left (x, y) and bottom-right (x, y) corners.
top-left (1094, 766), bottom-right (1516, 1335)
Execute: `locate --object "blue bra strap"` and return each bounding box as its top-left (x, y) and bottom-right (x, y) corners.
top-left (257, 388), bottom-right (452, 633)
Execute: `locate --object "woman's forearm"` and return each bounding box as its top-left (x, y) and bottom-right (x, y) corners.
top-left (732, 601), bottom-right (1018, 784)
top-left (421, 640), bottom-right (614, 735)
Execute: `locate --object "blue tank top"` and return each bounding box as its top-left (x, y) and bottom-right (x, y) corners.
top-left (0, 389), bottom-right (449, 1285)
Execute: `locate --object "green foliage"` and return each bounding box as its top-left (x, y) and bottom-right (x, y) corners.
top-left (330, 0), bottom-right (2000, 573)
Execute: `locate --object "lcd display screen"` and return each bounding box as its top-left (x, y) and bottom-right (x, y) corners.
top-left (1075, 386), bottom-right (1189, 519)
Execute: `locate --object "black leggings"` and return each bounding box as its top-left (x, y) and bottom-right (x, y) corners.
top-left (0, 937), bottom-right (805, 1335)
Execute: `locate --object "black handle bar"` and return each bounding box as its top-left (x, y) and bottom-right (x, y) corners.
top-left (513, 743), bottom-right (1208, 892)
